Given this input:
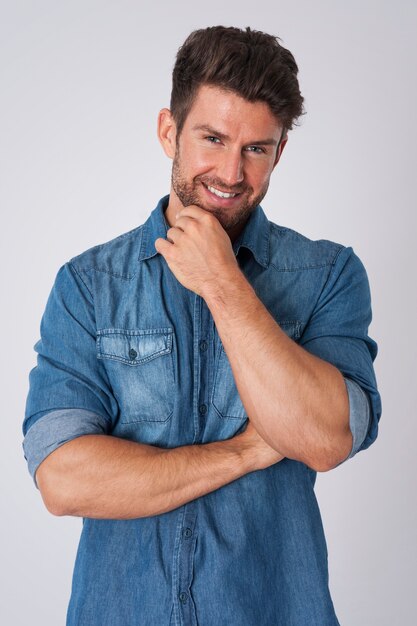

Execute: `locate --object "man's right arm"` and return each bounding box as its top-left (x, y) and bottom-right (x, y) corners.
top-left (26, 263), bottom-right (283, 519)
top-left (36, 421), bottom-right (284, 519)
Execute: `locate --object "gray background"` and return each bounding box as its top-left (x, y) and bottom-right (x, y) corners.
top-left (1, 1), bottom-right (416, 624)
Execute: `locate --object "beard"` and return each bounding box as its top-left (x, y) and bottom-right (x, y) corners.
top-left (171, 147), bottom-right (270, 234)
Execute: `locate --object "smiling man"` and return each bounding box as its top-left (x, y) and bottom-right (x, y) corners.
top-left (162, 85), bottom-right (285, 241)
top-left (23, 26), bottom-right (381, 626)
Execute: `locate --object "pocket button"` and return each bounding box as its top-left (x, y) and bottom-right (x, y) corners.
top-left (129, 348), bottom-right (137, 360)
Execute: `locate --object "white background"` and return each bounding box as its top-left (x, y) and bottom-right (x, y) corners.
top-left (1, 1), bottom-right (416, 624)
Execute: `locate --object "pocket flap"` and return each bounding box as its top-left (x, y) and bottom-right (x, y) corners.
top-left (97, 328), bottom-right (173, 365)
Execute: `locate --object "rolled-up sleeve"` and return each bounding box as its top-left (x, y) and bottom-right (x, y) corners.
top-left (299, 246), bottom-right (382, 464)
top-left (343, 377), bottom-right (371, 460)
top-left (23, 409), bottom-right (110, 487)
top-left (22, 262), bottom-right (118, 488)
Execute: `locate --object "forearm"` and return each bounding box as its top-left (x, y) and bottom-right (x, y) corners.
top-left (36, 433), bottom-right (253, 520)
top-left (203, 271), bottom-right (351, 472)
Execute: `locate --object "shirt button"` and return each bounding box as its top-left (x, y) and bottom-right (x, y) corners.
top-left (199, 403), bottom-right (207, 415)
top-left (129, 348), bottom-right (137, 360)
top-left (179, 592), bottom-right (188, 604)
top-left (183, 527), bottom-right (193, 539)
top-left (199, 340), bottom-right (208, 352)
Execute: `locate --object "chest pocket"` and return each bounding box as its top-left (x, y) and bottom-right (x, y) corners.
top-left (211, 321), bottom-right (301, 420)
top-left (97, 328), bottom-right (175, 424)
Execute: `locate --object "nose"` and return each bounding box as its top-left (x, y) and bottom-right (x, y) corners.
top-left (217, 148), bottom-right (244, 189)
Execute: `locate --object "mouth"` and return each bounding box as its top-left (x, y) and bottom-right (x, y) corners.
top-left (205, 184), bottom-right (239, 199)
top-left (201, 182), bottom-right (243, 206)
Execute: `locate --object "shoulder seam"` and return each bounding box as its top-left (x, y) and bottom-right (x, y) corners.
top-left (270, 222), bottom-right (311, 242)
top-left (70, 224), bottom-right (145, 269)
top-left (69, 260), bottom-right (94, 300)
top-left (331, 244), bottom-right (348, 266)
top-left (68, 224), bottom-right (144, 277)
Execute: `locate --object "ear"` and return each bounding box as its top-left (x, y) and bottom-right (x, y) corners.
top-left (272, 136), bottom-right (288, 170)
top-left (157, 108), bottom-right (177, 159)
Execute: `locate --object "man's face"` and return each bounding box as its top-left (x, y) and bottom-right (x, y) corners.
top-left (167, 84), bottom-right (286, 240)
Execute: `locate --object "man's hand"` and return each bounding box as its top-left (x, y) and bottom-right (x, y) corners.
top-left (154, 205), bottom-right (240, 296)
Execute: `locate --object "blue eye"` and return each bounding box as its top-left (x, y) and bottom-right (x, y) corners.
top-left (246, 146), bottom-right (265, 154)
top-left (206, 136), bottom-right (221, 143)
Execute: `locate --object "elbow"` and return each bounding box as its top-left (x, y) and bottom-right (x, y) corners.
top-left (312, 459), bottom-right (339, 473)
top-left (312, 429), bottom-right (353, 473)
top-left (37, 480), bottom-right (69, 517)
top-left (308, 455), bottom-right (341, 473)
top-left (35, 455), bottom-right (74, 517)
top-left (308, 449), bottom-right (340, 473)
top-left (34, 436), bottom-right (96, 517)
top-left (307, 428), bottom-right (353, 472)
top-left (42, 495), bottom-right (68, 517)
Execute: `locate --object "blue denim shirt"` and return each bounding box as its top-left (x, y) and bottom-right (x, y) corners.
top-left (23, 195), bottom-right (381, 626)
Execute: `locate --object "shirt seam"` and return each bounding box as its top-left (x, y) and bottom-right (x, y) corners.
top-left (69, 260), bottom-right (94, 300)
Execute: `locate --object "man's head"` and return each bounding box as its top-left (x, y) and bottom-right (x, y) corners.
top-left (170, 25), bottom-right (304, 141)
top-left (158, 26), bottom-right (304, 240)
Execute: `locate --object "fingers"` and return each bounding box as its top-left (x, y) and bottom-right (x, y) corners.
top-left (154, 237), bottom-right (172, 254)
top-left (166, 226), bottom-right (185, 244)
top-left (176, 206), bottom-right (205, 220)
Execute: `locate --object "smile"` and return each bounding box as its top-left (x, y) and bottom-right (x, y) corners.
top-left (205, 184), bottom-right (239, 199)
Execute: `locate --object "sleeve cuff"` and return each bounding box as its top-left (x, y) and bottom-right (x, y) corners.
top-left (343, 377), bottom-right (371, 462)
top-left (22, 408), bottom-right (110, 489)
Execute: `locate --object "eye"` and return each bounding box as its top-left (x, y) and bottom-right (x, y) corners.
top-left (245, 146), bottom-right (266, 154)
top-left (205, 136), bottom-right (221, 144)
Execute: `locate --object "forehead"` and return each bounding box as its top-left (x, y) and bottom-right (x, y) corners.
top-left (183, 84), bottom-right (283, 141)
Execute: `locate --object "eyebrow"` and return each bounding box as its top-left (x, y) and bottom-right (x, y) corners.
top-left (191, 124), bottom-right (278, 146)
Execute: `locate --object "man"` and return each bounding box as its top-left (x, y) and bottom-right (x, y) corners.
top-left (23, 26), bottom-right (381, 625)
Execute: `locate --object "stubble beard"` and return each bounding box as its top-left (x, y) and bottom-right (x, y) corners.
top-left (171, 148), bottom-right (269, 234)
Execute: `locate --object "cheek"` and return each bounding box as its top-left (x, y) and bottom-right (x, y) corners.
top-left (180, 145), bottom-right (217, 177)
top-left (246, 168), bottom-right (271, 192)
top-left (192, 153), bottom-right (216, 175)
top-left (255, 159), bottom-right (276, 185)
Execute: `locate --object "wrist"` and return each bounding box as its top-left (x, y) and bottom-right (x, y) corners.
top-left (224, 433), bottom-right (258, 474)
top-left (201, 266), bottom-right (250, 305)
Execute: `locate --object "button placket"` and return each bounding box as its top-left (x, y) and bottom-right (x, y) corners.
top-left (176, 503), bottom-right (198, 624)
top-left (196, 297), bottom-right (211, 432)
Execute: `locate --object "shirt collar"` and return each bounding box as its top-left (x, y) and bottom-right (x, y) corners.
top-left (138, 194), bottom-right (270, 268)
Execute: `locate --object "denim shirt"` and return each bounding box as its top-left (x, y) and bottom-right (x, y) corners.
top-left (23, 195), bottom-right (381, 626)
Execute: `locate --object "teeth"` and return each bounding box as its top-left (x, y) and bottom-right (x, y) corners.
top-left (207, 185), bottom-right (237, 199)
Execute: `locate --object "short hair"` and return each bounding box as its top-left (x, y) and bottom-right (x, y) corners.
top-left (170, 26), bottom-right (304, 138)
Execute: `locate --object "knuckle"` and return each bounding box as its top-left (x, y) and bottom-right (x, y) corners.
top-left (202, 212), bottom-right (214, 223)
top-left (188, 220), bottom-right (199, 233)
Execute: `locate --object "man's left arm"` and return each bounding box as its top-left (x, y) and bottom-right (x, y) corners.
top-left (155, 206), bottom-right (381, 473)
top-left (202, 272), bottom-right (352, 472)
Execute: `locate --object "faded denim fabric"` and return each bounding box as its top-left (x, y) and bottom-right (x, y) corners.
top-left (23, 195), bottom-right (381, 626)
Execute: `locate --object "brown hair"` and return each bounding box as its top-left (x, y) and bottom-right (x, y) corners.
top-left (170, 26), bottom-right (304, 138)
